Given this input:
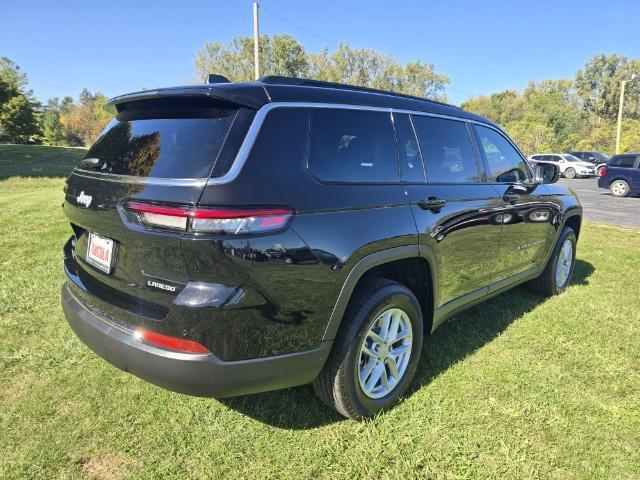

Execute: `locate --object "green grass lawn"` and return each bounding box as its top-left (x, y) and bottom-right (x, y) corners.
top-left (1, 145), bottom-right (639, 479)
top-left (0, 144), bottom-right (86, 179)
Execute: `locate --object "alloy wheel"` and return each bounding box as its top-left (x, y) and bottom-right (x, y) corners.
top-left (357, 308), bottom-right (413, 399)
top-left (555, 239), bottom-right (573, 288)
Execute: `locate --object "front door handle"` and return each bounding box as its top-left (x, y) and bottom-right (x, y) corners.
top-left (418, 197), bottom-right (446, 212)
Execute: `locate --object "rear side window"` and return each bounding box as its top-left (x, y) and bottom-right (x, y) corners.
top-left (616, 155), bottom-right (638, 168)
top-left (394, 114), bottom-right (424, 183)
top-left (412, 116), bottom-right (480, 183)
top-left (308, 108), bottom-right (398, 183)
top-left (475, 125), bottom-right (531, 183)
top-left (83, 106), bottom-right (237, 178)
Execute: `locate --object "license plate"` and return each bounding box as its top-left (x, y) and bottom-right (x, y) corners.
top-left (86, 233), bottom-right (115, 274)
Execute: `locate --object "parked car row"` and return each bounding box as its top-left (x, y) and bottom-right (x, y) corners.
top-left (528, 150), bottom-right (638, 197)
top-left (598, 153), bottom-right (640, 197)
top-left (528, 153), bottom-right (602, 179)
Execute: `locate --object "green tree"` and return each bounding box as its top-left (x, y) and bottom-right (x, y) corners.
top-left (0, 94), bottom-right (41, 143)
top-left (195, 34), bottom-right (309, 82)
top-left (575, 53), bottom-right (640, 120)
top-left (0, 57), bottom-right (28, 104)
top-left (195, 35), bottom-right (449, 100)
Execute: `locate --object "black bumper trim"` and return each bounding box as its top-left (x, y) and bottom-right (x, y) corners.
top-left (61, 282), bottom-right (332, 397)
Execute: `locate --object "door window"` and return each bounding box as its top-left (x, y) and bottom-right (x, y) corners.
top-left (394, 114), bottom-right (425, 183)
top-left (619, 155), bottom-right (638, 168)
top-left (412, 116), bottom-right (481, 183)
top-left (308, 108), bottom-right (398, 183)
top-left (475, 125), bottom-right (531, 183)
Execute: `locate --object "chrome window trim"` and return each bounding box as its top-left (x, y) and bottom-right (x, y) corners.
top-left (71, 169), bottom-right (208, 187)
top-left (71, 101), bottom-right (519, 187)
top-left (207, 102), bottom-right (511, 186)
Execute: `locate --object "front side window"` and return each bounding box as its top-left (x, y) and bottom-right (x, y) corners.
top-left (308, 108), bottom-right (398, 183)
top-left (412, 116), bottom-right (480, 183)
top-left (475, 125), bottom-right (531, 183)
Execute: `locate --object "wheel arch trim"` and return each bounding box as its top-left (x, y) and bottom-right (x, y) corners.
top-left (321, 245), bottom-right (435, 341)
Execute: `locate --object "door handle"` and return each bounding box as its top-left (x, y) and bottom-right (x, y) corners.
top-left (418, 197), bottom-right (446, 212)
top-left (503, 192), bottom-right (520, 203)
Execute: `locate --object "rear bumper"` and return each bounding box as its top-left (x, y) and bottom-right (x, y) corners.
top-left (61, 282), bottom-right (332, 397)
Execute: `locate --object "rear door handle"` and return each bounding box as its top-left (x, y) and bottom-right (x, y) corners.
top-left (418, 197), bottom-right (446, 212)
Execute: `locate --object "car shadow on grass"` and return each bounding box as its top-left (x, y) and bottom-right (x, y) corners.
top-left (220, 259), bottom-right (594, 429)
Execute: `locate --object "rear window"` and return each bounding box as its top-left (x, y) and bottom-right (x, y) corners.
top-left (308, 108), bottom-right (398, 183)
top-left (82, 107), bottom-right (238, 178)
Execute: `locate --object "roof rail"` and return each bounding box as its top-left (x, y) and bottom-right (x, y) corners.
top-left (258, 75), bottom-right (455, 108)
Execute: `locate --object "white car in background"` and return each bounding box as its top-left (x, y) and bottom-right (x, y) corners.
top-left (528, 153), bottom-right (597, 179)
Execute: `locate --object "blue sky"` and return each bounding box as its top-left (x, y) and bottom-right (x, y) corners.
top-left (2, 0), bottom-right (639, 105)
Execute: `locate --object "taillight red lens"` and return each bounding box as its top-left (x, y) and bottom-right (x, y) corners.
top-left (124, 203), bottom-right (293, 234)
top-left (599, 166), bottom-right (607, 176)
top-left (134, 327), bottom-right (210, 354)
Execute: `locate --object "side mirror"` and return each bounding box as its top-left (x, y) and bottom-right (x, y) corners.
top-left (534, 163), bottom-right (559, 184)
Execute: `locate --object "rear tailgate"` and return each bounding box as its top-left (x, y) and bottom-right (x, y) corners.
top-left (63, 95), bottom-right (256, 320)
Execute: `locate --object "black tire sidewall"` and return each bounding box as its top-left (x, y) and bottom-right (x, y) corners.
top-left (549, 227), bottom-right (577, 294)
top-left (565, 168), bottom-right (576, 179)
top-left (342, 287), bottom-right (423, 417)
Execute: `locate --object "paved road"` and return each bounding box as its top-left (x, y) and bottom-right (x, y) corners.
top-left (557, 178), bottom-right (640, 229)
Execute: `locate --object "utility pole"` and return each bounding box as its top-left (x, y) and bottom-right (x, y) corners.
top-left (616, 73), bottom-right (637, 154)
top-left (253, 2), bottom-right (260, 80)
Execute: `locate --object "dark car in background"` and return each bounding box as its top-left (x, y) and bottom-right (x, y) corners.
top-left (598, 153), bottom-right (640, 197)
top-left (60, 76), bottom-right (582, 418)
top-left (569, 151), bottom-right (609, 174)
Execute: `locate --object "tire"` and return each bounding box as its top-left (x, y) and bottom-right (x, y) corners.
top-left (528, 226), bottom-right (576, 296)
top-left (610, 179), bottom-right (630, 197)
top-left (313, 278), bottom-right (423, 419)
top-left (564, 167), bottom-right (576, 179)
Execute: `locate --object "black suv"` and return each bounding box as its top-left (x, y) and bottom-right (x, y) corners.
top-left (569, 151), bottom-right (609, 174)
top-left (61, 76), bottom-right (582, 419)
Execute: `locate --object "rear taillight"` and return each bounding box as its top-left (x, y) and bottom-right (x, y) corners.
top-left (599, 166), bottom-right (607, 176)
top-left (124, 202), bottom-right (293, 235)
top-left (134, 327), bottom-right (211, 354)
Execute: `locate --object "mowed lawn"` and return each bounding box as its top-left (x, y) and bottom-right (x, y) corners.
top-left (1, 145), bottom-right (639, 479)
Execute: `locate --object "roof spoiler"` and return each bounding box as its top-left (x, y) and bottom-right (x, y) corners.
top-left (105, 85), bottom-right (264, 114)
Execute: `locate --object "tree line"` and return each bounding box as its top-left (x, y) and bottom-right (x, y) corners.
top-left (0, 57), bottom-right (111, 146)
top-left (461, 54), bottom-right (640, 155)
top-left (1, 36), bottom-right (638, 155)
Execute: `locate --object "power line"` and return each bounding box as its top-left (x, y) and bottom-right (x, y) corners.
top-left (261, 5), bottom-right (338, 47)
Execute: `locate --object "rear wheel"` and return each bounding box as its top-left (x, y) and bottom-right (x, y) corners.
top-left (610, 180), bottom-right (630, 197)
top-left (528, 226), bottom-right (576, 296)
top-left (564, 167), bottom-right (576, 179)
top-left (313, 279), bottom-right (423, 419)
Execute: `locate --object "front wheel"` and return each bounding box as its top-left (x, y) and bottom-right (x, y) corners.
top-left (564, 167), bottom-right (576, 179)
top-left (610, 180), bottom-right (630, 197)
top-left (313, 279), bottom-right (423, 419)
top-left (528, 226), bottom-right (576, 296)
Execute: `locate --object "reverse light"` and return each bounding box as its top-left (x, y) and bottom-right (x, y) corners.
top-left (134, 327), bottom-right (211, 354)
top-left (124, 203), bottom-right (293, 235)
